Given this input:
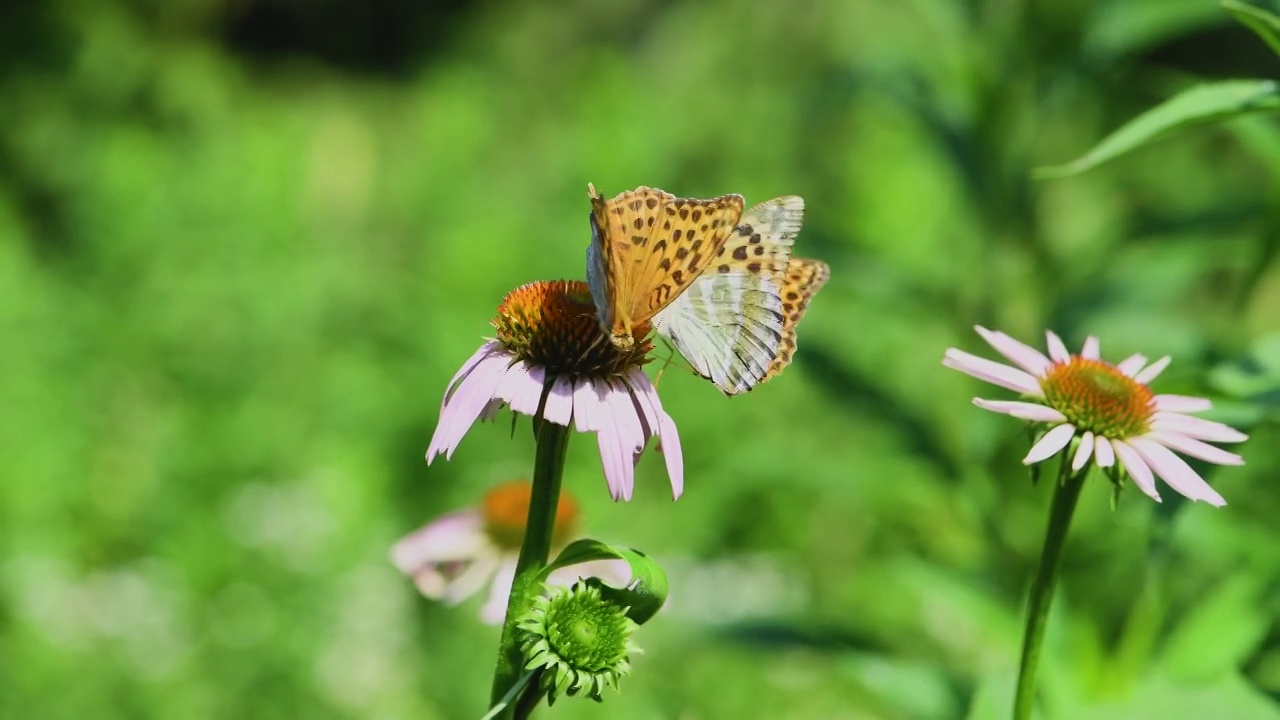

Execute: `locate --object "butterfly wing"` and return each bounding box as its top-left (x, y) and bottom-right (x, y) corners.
top-left (761, 257), bottom-right (829, 382)
top-left (588, 184), bottom-right (745, 348)
top-left (652, 196), bottom-right (804, 394)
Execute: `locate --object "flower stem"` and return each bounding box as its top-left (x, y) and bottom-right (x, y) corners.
top-left (488, 420), bottom-right (570, 718)
top-left (1013, 463), bottom-right (1087, 720)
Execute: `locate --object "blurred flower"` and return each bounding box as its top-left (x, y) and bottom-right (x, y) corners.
top-left (944, 326), bottom-right (1248, 506)
top-left (390, 481), bottom-right (630, 624)
top-left (427, 280), bottom-right (683, 501)
top-left (518, 580), bottom-right (639, 703)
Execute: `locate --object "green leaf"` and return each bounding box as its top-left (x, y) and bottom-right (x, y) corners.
top-left (544, 539), bottom-right (669, 624)
top-left (1223, 0), bottom-right (1280, 59)
top-left (1035, 80), bottom-right (1280, 178)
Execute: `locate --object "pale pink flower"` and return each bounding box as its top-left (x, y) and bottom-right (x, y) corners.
top-left (427, 280), bottom-right (683, 501)
top-left (390, 481), bottom-right (631, 624)
top-left (944, 326), bottom-right (1248, 506)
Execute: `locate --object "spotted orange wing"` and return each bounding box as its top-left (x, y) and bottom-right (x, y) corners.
top-left (762, 257), bottom-right (829, 382)
top-left (586, 184), bottom-right (745, 349)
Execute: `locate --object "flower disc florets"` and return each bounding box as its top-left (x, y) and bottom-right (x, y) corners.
top-left (492, 281), bottom-right (651, 378)
top-left (1040, 358), bottom-right (1154, 440)
top-left (518, 580), bottom-right (639, 702)
top-left (481, 480), bottom-right (579, 550)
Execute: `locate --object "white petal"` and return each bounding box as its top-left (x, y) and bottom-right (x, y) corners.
top-left (1081, 336), bottom-right (1100, 360)
top-left (1111, 440), bottom-right (1161, 502)
top-left (1023, 424), bottom-right (1076, 465)
top-left (1151, 413), bottom-right (1248, 443)
top-left (943, 349), bottom-right (1043, 396)
top-left (1072, 432), bottom-right (1095, 471)
top-left (1153, 394), bottom-right (1212, 413)
top-left (1094, 436), bottom-right (1115, 468)
top-left (478, 558), bottom-right (519, 625)
top-left (1134, 356), bottom-right (1171, 384)
top-left (1146, 431), bottom-right (1245, 466)
top-left (1116, 354), bottom-right (1147, 377)
top-left (1128, 437), bottom-right (1226, 507)
top-left (1046, 331), bottom-right (1070, 362)
top-left (973, 398), bottom-right (1067, 423)
top-left (975, 326), bottom-right (1052, 376)
top-left (542, 374), bottom-right (575, 427)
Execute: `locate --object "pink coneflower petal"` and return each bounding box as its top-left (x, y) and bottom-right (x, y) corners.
top-left (1046, 331), bottom-right (1070, 362)
top-left (1024, 424), bottom-right (1076, 464)
top-left (428, 354), bottom-right (510, 462)
top-left (542, 375), bottom-right (575, 426)
top-left (1128, 437), bottom-right (1226, 506)
top-left (1072, 432), bottom-right (1095, 471)
top-left (572, 379), bottom-right (601, 433)
top-left (1081, 336), bottom-right (1100, 360)
top-left (1154, 395), bottom-right (1212, 413)
top-left (1111, 440), bottom-right (1161, 502)
top-left (1151, 413), bottom-right (1248, 443)
top-left (1117, 354), bottom-right (1147, 377)
top-left (1146, 431), bottom-right (1244, 466)
top-left (1134, 356), bottom-right (1172, 384)
top-left (1093, 435), bottom-right (1115, 467)
top-left (441, 342), bottom-right (502, 409)
top-left (479, 559), bottom-right (519, 625)
top-left (507, 363), bottom-right (547, 418)
top-left (943, 349), bottom-right (1042, 396)
top-left (973, 398), bottom-right (1068, 423)
top-left (975, 326), bottom-right (1053, 376)
top-left (654, 406), bottom-right (684, 500)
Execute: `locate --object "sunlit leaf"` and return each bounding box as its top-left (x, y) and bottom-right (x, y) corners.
top-left (1223, 0), bottom-right (1280, 59)
top-left (1035, 80), bottom-right (1280, 178)
top-left (545, 539), bottom-right (669, 624)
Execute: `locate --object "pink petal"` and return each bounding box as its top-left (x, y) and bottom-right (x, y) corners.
top-left (973, 398), bottom-right (1067, 423)
top-left (1072, 431), bottom-right (1095, 471)
top-left (573, 378), bottom-right (602, 433)
top-left (389, 509), bottom-right (502, 604)
top-left (1151, 413), bottom-right (1247, 443)
top-left (1117, 354), bottom-right (1147, 377)
top-left (624, 368), bottom-right (660, 441)
top-left (542, 374), bottom-right (575, 427)
top-left (1045, 331), bottom-right (1070, 362)
top-left (975, 326), bottom-right (1052, 376)
top-left (1153, 394), bottom-right (1212, 413)
top-left (1023, 424), bottom-right (1076, 465)
top-left (441, 342), bottom-right (502, 409)
top-left (943, 349), bottom-right (1043, 396)
top-left (427, 354), bottom-right (509, 463)
top-left (1127, 437), bottom-right (1226, 506)
top-left (1094, 436), bottom-right (1115, 467)
top-left (1145, 431), bottom-right (1244, 466)
top-left (1134, 356), bottom-right (1171, 384)
top-left (478, 558), bottom-right (519, 625)
top-left (1112, 440), bottom-right (1161, 502)
top-left (1081, 336), bottom-right (1100, 360)
top-left (506, 363), bottom-right (547, 417)
top-left (654, 408), bottom-right (684, 500)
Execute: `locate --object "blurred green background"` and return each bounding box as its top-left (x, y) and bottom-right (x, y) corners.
top-left (4, 0), bottom-right (1280, 718)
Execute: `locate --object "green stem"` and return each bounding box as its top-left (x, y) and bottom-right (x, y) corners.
top-left (487, 421), bottom-right (571, 718)
top-left (1013, 462), bottom-right (1088, 720)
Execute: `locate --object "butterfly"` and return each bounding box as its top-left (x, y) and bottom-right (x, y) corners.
top-left (651, 196), bottom-right (808, 394)
top-left (585, 184), bottom-right (746, 351)
top-left (760, 256), bottom-right (829, 382)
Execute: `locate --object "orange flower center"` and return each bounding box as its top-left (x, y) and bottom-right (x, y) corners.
top-left (1039, 358), bottom-right (1154, 438)
top-left (482, 480), bottom-right (579, 550)
top-left (491, 281), bottom-right (652, 378)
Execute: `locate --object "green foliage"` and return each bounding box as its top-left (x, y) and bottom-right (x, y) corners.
top-left (1, 1), bottom-right (1279, 719)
